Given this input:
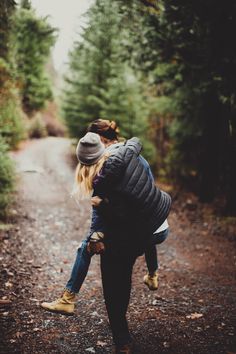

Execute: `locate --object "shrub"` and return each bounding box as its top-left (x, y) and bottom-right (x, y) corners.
top-left (27, 113), bottom-right (47, 138)
top-left (42, 102), bottom-right (66, 137)
top-left (0, 137), bottom-right (15, 219)
top-left (0, 58), bottom-right (25, 149)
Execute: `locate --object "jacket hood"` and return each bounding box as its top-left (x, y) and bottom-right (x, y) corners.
top-left (106, 138), bottom-right (142, 157)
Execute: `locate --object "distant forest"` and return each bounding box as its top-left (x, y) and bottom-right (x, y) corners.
top-left (1, 0), bottom-right (236, 217)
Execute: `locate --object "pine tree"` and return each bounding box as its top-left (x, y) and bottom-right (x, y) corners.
top-left (0, 0), bottom-right (24, 148)
top-left (0, 0), bottom-right (16, 60)
top-left (13, 3), bottom-right (57, 114)
top-left (63, 0), bottom-right (155, 162)
top-left (139, 0), bottom-right (236, 211)
top-left (0, 0), bottom-right (20, 218)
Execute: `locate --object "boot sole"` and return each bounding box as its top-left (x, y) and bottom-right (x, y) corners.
top-left (41, 305), bottom-right (75, 316)
top-left (144, 280), bottom-right (158, 291)
top-left (144, 284), bottom-right (158, 291)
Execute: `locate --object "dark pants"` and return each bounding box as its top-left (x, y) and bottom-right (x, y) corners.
top-left (101, 251), bottom-right (137, 346)
top-left (145, 228), bottom-right (169, 273)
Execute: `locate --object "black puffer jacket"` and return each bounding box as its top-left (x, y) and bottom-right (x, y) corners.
top-left (95, 138), bottom-right (172, 254)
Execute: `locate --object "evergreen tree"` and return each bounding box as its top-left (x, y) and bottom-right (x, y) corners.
top-left (137, 0), bottom-right (236, 211)
top-left (62, 0), bottom-right (155, 162)
top-left (0, 0), bottom-right (21, 218)
top-left (13, 2), bottom-right (57, 114)
top-left (0, 0), bottom-right (16, 60)
top-left (115, 0), bottom-right (236, 212)
top-left (63, 0), bottom-right (122, 136)
top-left (0, 0), bottom-right (24, 148)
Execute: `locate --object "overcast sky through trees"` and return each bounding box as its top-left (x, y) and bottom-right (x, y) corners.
top-left (30, 0), bottom-right (93, 71)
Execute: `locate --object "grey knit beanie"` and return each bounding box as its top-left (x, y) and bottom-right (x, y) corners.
top-left (76, 132), bottom-right (105, 165)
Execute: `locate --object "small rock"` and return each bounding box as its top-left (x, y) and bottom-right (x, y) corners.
top-left (97, 340), bottom-right (107, 347)
top-left (5, 281), bottom-right (13, 288)
top-left (33, 328), bottom-right (41, 332)
top-left (163, 341), bottom-right (170, 348)
top-left (186, 313), bottom-right (203, 319)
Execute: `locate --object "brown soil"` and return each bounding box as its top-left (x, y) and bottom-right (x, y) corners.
top-left (0, 137), bottom-right (235, 354)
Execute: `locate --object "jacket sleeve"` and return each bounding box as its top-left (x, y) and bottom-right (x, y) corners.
top-left (125, 137), bottom-right (142, 155)
top-left (90, 206), bottom-right (105, 234)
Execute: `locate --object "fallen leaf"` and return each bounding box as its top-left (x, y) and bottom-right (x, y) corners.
top-left (85, 348), bottom-right (95, 353)
top-left (186, 313), bottom-right (203, 319)
top-left (96, 340), bottom-right (107, 347)
top-left (33, 328), bottom-right (41, 332)
top-left (5, 281), bottom-right (13, 288)
top-left (16, 332), bottom-right (24, 339)
top-left (0, 299), bottom-right (12, 307)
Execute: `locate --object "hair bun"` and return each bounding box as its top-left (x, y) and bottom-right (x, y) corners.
top-left (110, 120), bottom-right (119, 133)
top-left (88, 119), bottom-right (119, 140)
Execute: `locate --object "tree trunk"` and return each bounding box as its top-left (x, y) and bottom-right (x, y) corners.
top-left (225, 107), bottom-right (236, 215)
top-left (198, 91), bottom-right (222, 202)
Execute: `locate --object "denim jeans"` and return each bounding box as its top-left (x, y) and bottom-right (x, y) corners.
top-left (65, 238), bottom-right (91, 293)
top-left (145, 228), bottom-right (169, 274)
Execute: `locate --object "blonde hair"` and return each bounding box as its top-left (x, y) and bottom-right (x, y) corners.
top-left (72, 153), bottom-right (109, 200)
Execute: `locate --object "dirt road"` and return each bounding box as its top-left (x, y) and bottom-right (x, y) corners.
top-left (0, 137), bottom-right (235, 354)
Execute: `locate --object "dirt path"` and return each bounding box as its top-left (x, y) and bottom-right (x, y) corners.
top-left (0, 137), bottom-right (235, 354)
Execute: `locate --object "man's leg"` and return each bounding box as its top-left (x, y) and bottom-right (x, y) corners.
top-left (101, 251), bottom-right (136, 347)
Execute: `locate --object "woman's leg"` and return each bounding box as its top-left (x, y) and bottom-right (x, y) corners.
top-left (144, 229), bottom-right (169, 290)
top-left (145, 244), bottom-right (158, 274)
top-left (65, 239), bottom-right (92, 293)
top-left (145, 228), bottom-right (169, 273)
top-left (101, 251), bottom-right (136, 346)
top-left (41, 239), bottom-right (92, 314)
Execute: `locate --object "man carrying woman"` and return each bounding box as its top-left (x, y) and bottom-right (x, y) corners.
top-left (41, 119), bottom-right (171, 354)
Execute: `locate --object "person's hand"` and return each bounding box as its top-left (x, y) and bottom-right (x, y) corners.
top-left (87, 241), bottom-right (105, 255)
top-left (91, 196), bottom-right (103, 207)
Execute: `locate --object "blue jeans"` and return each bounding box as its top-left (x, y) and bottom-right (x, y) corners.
top-left (65, 238), bottom-right (91, 293)
top-left (65, 228), bottom-right (169, 294)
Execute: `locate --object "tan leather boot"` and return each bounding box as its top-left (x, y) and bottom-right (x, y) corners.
top-left (41, 289), bottom-right (76, 315)
top-left (143, 271), bottom-right (159, 290)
